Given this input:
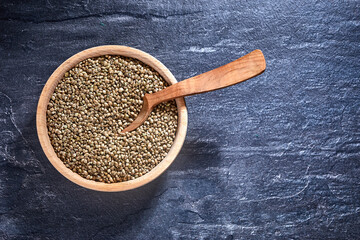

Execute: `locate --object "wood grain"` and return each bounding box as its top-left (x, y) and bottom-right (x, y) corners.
top-left (122, 50), bottom-right (266, 132)
top-left (36, 45), bottom-right (188, 192)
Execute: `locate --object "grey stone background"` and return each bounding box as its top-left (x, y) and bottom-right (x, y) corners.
top-left (0, 0), bottom-right (359, 239)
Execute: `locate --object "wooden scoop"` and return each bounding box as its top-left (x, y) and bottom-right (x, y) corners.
top-left (122, 49), bottom-right (266, 133)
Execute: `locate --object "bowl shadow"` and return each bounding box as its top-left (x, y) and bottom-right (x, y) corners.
top-left (0, 92), bottom-right (166, 238)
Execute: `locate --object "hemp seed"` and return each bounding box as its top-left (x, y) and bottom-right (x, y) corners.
top-left (47, 55), bottom-right (178, 183)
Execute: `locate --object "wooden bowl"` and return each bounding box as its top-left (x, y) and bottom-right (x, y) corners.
top-left (36, 45), bottom-right (188, 192)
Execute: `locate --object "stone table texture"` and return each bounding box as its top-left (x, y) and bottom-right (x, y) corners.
top-left (0, 0), bottom-right (359, 239)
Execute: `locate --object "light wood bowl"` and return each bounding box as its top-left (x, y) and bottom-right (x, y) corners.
top-left (37, 45), bottom-right (188, 192)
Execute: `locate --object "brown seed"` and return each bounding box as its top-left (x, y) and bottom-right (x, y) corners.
top-left (46, 55), bottom-right (178, 183)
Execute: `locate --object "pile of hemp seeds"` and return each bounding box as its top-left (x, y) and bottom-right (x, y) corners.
top-left (46, 55), bottom-right (178, 183)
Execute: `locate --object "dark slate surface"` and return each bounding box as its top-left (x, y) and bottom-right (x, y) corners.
top-left (0, 1), bottom-right (359, 239)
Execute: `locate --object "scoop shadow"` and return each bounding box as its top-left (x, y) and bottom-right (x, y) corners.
top-left (171, 138), bottom-right (223, 171)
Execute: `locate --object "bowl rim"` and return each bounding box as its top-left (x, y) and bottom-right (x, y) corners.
top-left (36, 45), bottom-right (188, 192)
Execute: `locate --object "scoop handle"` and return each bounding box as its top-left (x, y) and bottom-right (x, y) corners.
top-left (145, 49), bottom-right (266, 107)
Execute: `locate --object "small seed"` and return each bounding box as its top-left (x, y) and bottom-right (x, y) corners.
top-left (47, 55), bottom-right (178, 183)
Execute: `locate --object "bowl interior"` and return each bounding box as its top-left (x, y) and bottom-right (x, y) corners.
top-left (36, 45), bottom-right (188, 192)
